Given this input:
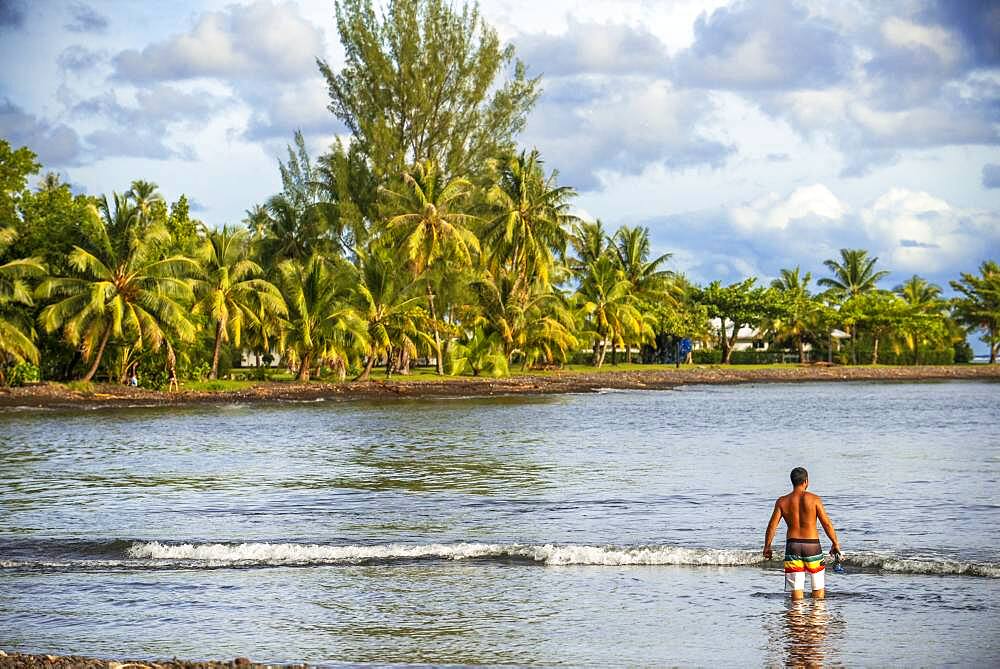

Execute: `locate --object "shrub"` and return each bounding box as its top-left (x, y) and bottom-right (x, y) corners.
top-left (138, 367), bottom-right (168, 391)
top-left (692, 349), bottom-right (722, 364)
top-left (6, 361), bottom-right (40, 387)
top-left (729, 350), bottom-right (788, 364)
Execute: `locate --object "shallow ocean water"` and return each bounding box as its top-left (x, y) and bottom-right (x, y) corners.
top-left (1, 381), bottom-right (998, 666)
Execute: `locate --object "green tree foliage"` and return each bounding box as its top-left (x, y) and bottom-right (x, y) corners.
top-left (313, 138), bottom-right (379, 254)
top-left (10, 181), bottom-right (91, 274)
top-left (0, 140), bottom-right (40, 232)
top-left (382, 159), bottom-right (479, 372)
top-left (482, 149), bottom-right (576, 289)
top-left (319, 0), bottom-right (540, 181)
top-left (950, 260), bottom-right (1000, 363)
top-left (894, 275), bottom-right (948, 365)
top-left (37, 193), bottom-right (198, 381)
top-left (277, 254), bottom-right (363, 381)
top-left (0, 227), bottom-right (45, 369)
top-left (352, 250), bottom-right (430, 380)
top-left (698, 278), bottom-right (780, 364)
top-left (576, 255), bottom-right (650, 367)
top-left (818, 248), bottom-right (891, 299)
top-left (191, 226), bottom-right (287, 379)
top-left (767, 267), bottom-right (822, 363)
top-left (819, 248), bottom-right (890, 364)
top-left (449, 327), bottom-right (508, 377)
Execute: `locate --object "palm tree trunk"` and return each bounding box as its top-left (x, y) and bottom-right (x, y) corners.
top-left (426, 284), bottom-right (443, 375)
top-left (611, 341), bottom-right (617, 365)
top-left (871, 337), bottom-right (879, 365)
top-left (81, 324), bottom-right (112, 382)
top-left (296, 350), bottom-right (312, 381)
top-left (209, 320), bottom-right (224, 380)
top-left (355, 353), bottom-right (377, 381)
top-left (798, 336), bottom-right (806, 364)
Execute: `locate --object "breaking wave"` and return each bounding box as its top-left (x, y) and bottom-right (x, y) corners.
top-left (126, 541), bottom-right (763, 567)
top-left (2, 541), bottom-right (996, 577)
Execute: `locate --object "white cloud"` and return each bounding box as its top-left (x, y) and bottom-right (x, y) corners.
top-left (732, 184), bottom-right (849, 232)
top-left (859, 188), bottom-right (998, 274)
top-left (112, 1), bottom-right (325, 83)
top-left (880, 17), bottom-right (961, 67)
top-left (523, 77), bottom-right (733, 190)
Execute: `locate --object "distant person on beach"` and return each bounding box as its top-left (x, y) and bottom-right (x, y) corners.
top-left (168, 365), bottom-right (178, 392)
top-left (129, 365), bottom-right (138, 387)
top-left (763, 467), bottom-right (841, 600)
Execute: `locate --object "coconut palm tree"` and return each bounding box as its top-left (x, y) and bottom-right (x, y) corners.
top-left (277, 254), bottom-right (362, 381)
top-left (191, 226), bottom-right (287, 379)
top-left (0, 227), bottom-right (45, 368)
top-left (895, 275), bottom-right (942, 309)
top-left (481, 149), bottom-right (577, 288)
top-left (950, 260), bottom-right (1000, 363)
top-left (37, 196), bottom-right (198, 381)
top-left (382, 159), bottom-right (480, 374)
top-left (819, 248), bottom-right (889, 298)
top-left (471, 267), bottom-right (575, 366)
top-left (891, 275), bottom-right (946, 365)
top-left (568, 219), bottom-right (612, 273)
top-left (258, 194), bottom-right (310, 268)
top-left (353, 250), bottom-right (431, 380)
top-left (243, 204), bottom-right (270, 240)
top-left (767, 267), bottom-right (819, 363)
top-left (612, 225), bottom-right (673, 295)
top-left (127, 180), bottom-right (164, 227)
top-left (449, 327), bottom-right (509, 377)
top-left (819, 249), bottom-right (890, 363)
top-left (576, 255), bottom-right (650, 367)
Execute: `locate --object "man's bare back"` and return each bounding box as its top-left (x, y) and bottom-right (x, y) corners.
top-left (764, 467), bottom-right (841, 599)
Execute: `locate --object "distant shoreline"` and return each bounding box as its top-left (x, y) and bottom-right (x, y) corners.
top-left (1, 365), bottom-right (996, 410)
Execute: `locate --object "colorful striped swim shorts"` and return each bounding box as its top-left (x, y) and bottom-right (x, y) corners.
top-left (784, 538), bottom-right (825, 591)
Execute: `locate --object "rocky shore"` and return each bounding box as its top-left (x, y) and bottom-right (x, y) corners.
top-left (0, 364), bottom-right (996, 410)
top-left (0, 651), bottom-right (306, 669)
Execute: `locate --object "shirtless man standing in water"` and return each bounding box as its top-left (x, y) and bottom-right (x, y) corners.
top-left (763, 467), bottom-right (841, 600)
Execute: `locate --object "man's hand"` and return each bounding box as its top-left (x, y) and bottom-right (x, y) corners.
top-left (763, 547), bottom-right (773, 560)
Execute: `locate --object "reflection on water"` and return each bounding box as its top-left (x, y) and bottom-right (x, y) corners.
top-left (765, 599), bottom-right (844, 668)
top-left (785, 600), bottom-right (832, 668)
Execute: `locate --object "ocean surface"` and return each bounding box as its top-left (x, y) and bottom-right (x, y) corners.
top-left (1, 380), bottom-right (998, 667)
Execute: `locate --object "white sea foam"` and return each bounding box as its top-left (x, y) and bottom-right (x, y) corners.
top-left (122, 542), bottom-right (1000, 576)
top-left (843, 553), bottom-right (1000, 578)
top-left (125, 541), bottom-right (766, 567)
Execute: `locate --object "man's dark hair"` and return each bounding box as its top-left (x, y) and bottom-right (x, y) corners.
top-left (790, 467), bottom-right (808, 486)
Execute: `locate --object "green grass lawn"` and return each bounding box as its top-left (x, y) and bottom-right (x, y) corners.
top-left (181, 379), bottom-right (263, 392)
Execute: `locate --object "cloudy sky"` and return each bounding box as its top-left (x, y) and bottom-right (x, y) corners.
top-left (1, 0), bottom-right (998, 298)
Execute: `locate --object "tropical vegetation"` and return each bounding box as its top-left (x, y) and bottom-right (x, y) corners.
top-left (0, 0), bottom-right (994, 387)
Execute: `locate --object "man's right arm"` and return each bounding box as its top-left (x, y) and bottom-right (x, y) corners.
top-left (763, 500), bottom-right (781, 560)
top-left (816, 497), bottom-right (840, 554)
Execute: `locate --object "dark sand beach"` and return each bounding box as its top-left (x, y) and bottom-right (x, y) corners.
top-left (1, 364), bottom-right (996, 410)
top-left (0, 651), bottom-right (306, 668)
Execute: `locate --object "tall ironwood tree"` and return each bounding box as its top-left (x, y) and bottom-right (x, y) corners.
top-left (318, 0), bottom-right (540, 182)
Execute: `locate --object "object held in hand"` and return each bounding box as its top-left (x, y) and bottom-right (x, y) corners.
top-left (831, 549), bottom-right (845, 573)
